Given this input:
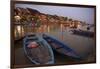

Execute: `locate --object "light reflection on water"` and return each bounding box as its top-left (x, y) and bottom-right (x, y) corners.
top-left (14, 23), bottom-right (95, 65)
top-left (15, 23), bottom-right (95, 58)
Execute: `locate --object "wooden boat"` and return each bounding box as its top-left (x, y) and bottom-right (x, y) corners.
top-left (71, 30), bottom-right (94, 37)
top-left (23, 33), bottom-right (54, 64)
top-left (42, 34), bottom-right (81, 59)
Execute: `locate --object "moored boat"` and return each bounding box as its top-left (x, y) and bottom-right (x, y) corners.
top-left (42, 34), bottom-right (81, 59)
top-left (23, 33), bottom-right (54, 64)
top-left (71, 29), bottom-right (94, 37)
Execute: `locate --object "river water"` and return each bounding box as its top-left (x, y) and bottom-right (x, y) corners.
top-left (14, 23), bottom-right (95, 67)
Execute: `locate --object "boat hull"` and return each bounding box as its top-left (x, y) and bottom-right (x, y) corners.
top-left (71, 30), bottom-right (94, 37)
top-left (23, 33), bottom-right (54, 64)
top-left (43, 34), bottom-right (81, 59)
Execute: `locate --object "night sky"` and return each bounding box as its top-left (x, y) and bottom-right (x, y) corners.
top-left (15, 4), bottom-right (95, 24)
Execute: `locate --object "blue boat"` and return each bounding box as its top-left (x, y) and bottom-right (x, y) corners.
top-left (71, 30), bottom-right (94, 37)
top-left (42, 34), bottom-right (81, 59)
top-left (23, 33), bottom-right (54, 64)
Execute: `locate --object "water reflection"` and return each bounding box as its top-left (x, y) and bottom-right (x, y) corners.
top-left (14, 25), bottom-right (24, 40)
top-left (60, 24), bottom-right (64, 40)
top-left (14, 23), bottom-right (74, 41)
top-left (14, 23), bottom-right (95, 62)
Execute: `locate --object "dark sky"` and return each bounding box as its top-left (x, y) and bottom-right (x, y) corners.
top-left (15, 4), bottom-right (95, 24)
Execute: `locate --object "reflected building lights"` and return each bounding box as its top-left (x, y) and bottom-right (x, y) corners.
top-left (17, 25), bottom-right (21, 34)
top-left (47, 25), bottom-right (50, 33)
top-left (14, 25), bottom-right (25, 40)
